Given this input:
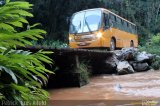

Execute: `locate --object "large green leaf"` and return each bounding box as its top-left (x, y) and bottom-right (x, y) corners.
top-left (0, 93), bottom-right (4, 100)
top-left (5, 0), bottom-right (10, 4)
top-left (0, 66), bottom-right (18, 84)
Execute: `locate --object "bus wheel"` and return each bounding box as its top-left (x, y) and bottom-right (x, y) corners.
top-left (110, 38), bottom-right (116, 51)
top-left (130, 41), bottom-right (134, 47)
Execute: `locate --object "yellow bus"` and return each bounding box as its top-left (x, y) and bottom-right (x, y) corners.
top-left (69, 8), bottom-right (138, 50)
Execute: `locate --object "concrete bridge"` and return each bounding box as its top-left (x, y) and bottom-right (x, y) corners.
top-left (20, 46), bottom-right (115, 88)
top-left (20, 46), bottom-right (154, 88)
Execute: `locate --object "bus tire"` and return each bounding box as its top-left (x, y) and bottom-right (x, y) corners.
top-left (110, 38), bottom-right (116, 51)
top-left (130, 40), bottom-right (134, 47)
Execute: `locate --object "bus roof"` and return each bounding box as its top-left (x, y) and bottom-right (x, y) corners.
top-left (73, 8), bottom-right (136, 26)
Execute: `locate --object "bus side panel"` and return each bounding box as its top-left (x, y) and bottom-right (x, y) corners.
top-left (113, 28), bottom-right (124, 48)
top-left (130, 34), bottom-right (138, 47)
top-left (107, 28), bottom-right (138, 48)
top-left (69, 29), bottom-right (138, 49)
top-left (101, 28), bottom-right (127, 48)
top-left (101, 29), bottom-right (112, 47)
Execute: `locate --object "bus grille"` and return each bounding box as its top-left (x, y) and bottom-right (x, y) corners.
top-left (74, 35), bottom-right (94, 42)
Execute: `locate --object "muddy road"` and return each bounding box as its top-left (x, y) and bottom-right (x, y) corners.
top-left (49, 71), bottom-right (160, 105)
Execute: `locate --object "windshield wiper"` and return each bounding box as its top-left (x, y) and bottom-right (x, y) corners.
top-left (73, 21), bottom-right (81, 36)
top-left (84, 17), bottom-right (92, 34)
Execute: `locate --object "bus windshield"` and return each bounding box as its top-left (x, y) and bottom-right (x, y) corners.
top-left (69, 10), bottom-right (102, 34)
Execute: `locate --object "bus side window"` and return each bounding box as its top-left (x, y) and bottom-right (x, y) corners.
top-left (128, 24), bottom-right (131, 33)
top-left (117, 17), bottom-right (121, 23)
top-left (109, 14), bottom-right (114, 27)
top-left (121, 20), bottom-right (124, 31)
top-left (116, 17), bottom-right (121, 29)
top-left (104, 14), bottom-right (109, 28)
top-left (113, 16), bottom-right (117, 28)
top-left (132, 25), bottom-right (135, 34)
top-left (135, 26), bottom-right (137, 34)
top-left (131, 25), bottom-right (135, 34)
top-left (127, 23), bottom-right (130, 33)
top-left (109, 14), bottom-right (114, 21)
top-left (124, 21), bottom-right (127, 32)
top-left (109, 19), bottom-right (113, 28)
top-left (130, 24), bottom-right (133, 34)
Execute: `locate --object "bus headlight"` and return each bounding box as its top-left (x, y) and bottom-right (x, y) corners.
top-left (96, 32), bottom-right (102, 38)
top-left (69, 37), bottom-right (74, 42)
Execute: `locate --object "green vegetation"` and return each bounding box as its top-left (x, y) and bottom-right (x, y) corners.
top-left (1, 0), bottom-right (159, 104)
top-left (139, 33), bottom-right (160, 70)
top-left (140, 33), bottom-right (160, 55)
top-left (151, 57), bottom-right (160, 70)
top-left (32, 40), bottom-right (68, 48)
top-left (26, 0), bottom-right (160, 69)
top-left (27, 0), bottom-right (160, 44)
top-left (0, 0), bottom-right (53, 104)
top-left (78, 62), bottom-right (90, 84)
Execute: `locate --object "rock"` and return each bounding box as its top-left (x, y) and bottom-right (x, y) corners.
top-left (156, 55), bottom-right (160, 59)
top-left (132, 62), bottom-right (149, 72)
top-left (103, 48), bottom-right (155, 74)
top-left (135, 51), bottom-right (154, 62)
top-left (117, 61), bottom-right (134, 75)
top-left (128, 61), bottom-right (135, 65)
top-left (114, 47), bottom-right (138, 61)
top-left (105, 55), bottom-right (119, 68)
top-left (102, 55), bottom-right (118, 73)
top-left (148, 69), bottom-right (155, 72)
top-left (114, 50), bottom-right (122, 57)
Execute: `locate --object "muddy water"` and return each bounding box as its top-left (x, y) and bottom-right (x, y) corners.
top-left (49, 71), bottom-right (160, 105)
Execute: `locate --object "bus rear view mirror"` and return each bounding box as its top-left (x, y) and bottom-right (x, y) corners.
top-left (66, 17), bottom-right (71, 24)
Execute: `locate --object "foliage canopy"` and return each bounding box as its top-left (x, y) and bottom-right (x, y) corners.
top-left (0, 0), bottom-right (53, 104)
top-left (27, 0), bottom-right (160, 44)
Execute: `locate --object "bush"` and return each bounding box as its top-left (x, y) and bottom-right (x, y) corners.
top-left (0, 0), bottom-right (53, 105)
top-left (151, 57), bottom-right (160, 70)
top-left (76, 62), bottom-right (90, 85)
top-left (139, 33), bottom-right (160, 70)
top-left (32, 40), bottom-right (68, 48)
